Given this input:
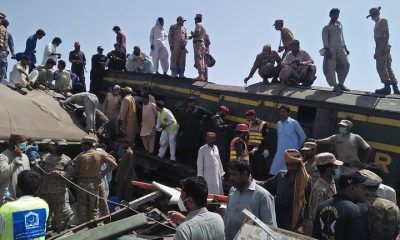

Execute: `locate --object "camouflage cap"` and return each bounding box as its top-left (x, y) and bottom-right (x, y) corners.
top-left (366, 6), bottom-right (381, 18)
top-left (315, 152), bottom-right (343, 166)
top-left (300, 142), bottom-right (317, 151)
top-left (358, 169), bottom-right (382, 186)
top-left (195, 14), bottom-right (202, 19)
top-left (177, 16), bottom-right (186, 21)
top-left (0, 12), bottom-right (6, 19)
top-left (338, 119), bottom-right (353, 128)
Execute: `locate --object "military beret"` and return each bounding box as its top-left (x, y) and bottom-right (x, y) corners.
top-left (367, 7), bottom-right (381, 18)
top-left (301, 142), bottom-right (317, 151)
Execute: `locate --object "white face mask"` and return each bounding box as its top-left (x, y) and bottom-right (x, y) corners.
top-left (177, 197), bottom-right (188, 212)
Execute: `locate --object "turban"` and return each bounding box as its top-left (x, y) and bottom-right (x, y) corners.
top-left (284, 149), bottom-right (310, 230)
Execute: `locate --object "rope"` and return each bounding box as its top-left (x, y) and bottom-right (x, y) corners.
top-left (35, 164), bottom-right (176, 231)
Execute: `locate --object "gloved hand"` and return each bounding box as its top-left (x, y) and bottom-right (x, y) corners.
top-left (262, 149), bottom-right (269, 159)
top-left (250, 147), bottom-right (258, 156)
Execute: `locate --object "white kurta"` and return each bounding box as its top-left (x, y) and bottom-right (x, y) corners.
top-left (197, 144), bottom-right (225, 195)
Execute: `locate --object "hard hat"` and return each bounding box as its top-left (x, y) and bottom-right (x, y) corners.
top-left (236, 124), bottom-right (249, 132)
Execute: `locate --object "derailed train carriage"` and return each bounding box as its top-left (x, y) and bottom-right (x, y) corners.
top-left (99, 70), bottom-right (400, 193)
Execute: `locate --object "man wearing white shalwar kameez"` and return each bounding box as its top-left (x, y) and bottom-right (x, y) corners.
top-left (150, 17), bottom-right (169, 74)
top-left (197, 132), bottom-right (225, 195)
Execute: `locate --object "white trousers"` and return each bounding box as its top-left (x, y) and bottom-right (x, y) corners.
top-left (158, 129), bottom-right (178, 160)
top-left (152, 41), bottom-right (169, 73)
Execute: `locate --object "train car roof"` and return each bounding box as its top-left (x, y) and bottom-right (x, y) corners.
top-left (0, 84), bottom-right (87, 143)
top-left (193, 81), bottom-right (400, 115)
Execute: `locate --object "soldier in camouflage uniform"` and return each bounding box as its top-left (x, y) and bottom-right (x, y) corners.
top-left (244, 44), bottom-right (281, 85)
top-left (303, 153), bottom-right (343, 236)
top-left (300, 142), bottom-right (320, 188)
top-left (38, 139), bottom-right (74, 232)
top-left (358, 169), bottom-right (400, 240)
top-left (168, 16), bottom-right (188, 77)
top-left (189, 14), bottom-right (207, 81)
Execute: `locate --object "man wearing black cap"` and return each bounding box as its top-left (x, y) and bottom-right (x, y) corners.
top-left (112, 26), bottom-right (126, 53)
top-left (312, 172), bottom-right (369, 239)
top-left (168, 16), bottom-right (188, 77)
top-left (322, 8), bottom-right (350, 92)
top-left (179, 96), bottom-right (212, 166)
top-left (273, 19), bottom-right (294, 58)
top-left (189, 14), bottom-right (207, 81)
top-left (207, 106), bottom-right (231, 166)
top-left (367, 6), bottom-right (399, 95)
top-left (90, 46), bottom-right (106, 93)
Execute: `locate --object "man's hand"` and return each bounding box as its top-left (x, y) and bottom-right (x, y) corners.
top-left (345, 48), bottom-right (350, 55)
top-left (244, 76), bottom-right (250, 83)
top-left (51, 170), bottom-right (62, 176)
top-left (167, 211), bottom-right (186, 225)
top-left (98, 171), bottom-right (106, 180)
top-left (150, 44), bottom-right (155, 51)
top-left (325, 48), bottom-right (332, 59)
top-left (278, 46), bottom-right (285, 52)
top-left (14, 146), bottom-right (23, 157)
top-left (292, 59), bottom-right (300, 66)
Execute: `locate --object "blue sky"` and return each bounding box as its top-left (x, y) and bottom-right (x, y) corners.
top-left (3, 0), bottom-right (400, 92)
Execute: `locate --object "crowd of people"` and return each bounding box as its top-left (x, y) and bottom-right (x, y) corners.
top-left (0, 6), bottom-right (400, 240)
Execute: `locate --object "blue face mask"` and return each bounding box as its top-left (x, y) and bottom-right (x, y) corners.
top-left (17, 142), bottom-right (28, 152)
top-left (334, 168), bottom-right (341, 180)
top-left (338, 127), bottom-right (347, 134)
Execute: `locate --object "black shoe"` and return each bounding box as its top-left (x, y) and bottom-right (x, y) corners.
top-left (375, 83), bottom-right (391, 95)
top-left (338, 84), bottom-right (350, 91)
top-left (392, 84), bottom-right (400, 94)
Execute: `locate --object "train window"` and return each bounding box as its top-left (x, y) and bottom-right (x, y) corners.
top-left (297, 106), bottom-right (317, 137)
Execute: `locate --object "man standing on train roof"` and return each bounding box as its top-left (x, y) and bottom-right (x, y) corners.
top-left (244, 44), bottom-right (281, 85)
top-left (41, 37), bottom-right (62, 65)
top-left (244, 109), bottom-right (270, 180)
top-left (90, 46), bottom-right (106, 94)
top-left (230, 124), bottom-right (250, 164)
top-left (112, 26), bottom-right (126, 54)
top-left (322, 8), bottom-right (351, 92)
top-left (280, 40), bottom-right (317, 86)
top-left (16, 29), bottom-right (46, 72)
top-left (69, 41), bottom-right (86, 86)
top-left (168, 16), bottom-right (188, 77)
top-left (367, 7), bottom-right (399, 95)
top-left (273, 19), bottom-right (294, 58)
top-left (150, 17), bottom-right (169, 75)
top-left (189, 14), bottom-right (207, 81)
top-left (314, 119), bottom-right (371, 174)
top-left (270, 105), bottom-right (306, 175)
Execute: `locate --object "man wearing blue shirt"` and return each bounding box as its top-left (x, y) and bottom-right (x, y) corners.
top-left (16, 29), bottom-right (46, 72)
top-left (270, 105), bottom-right (306, 175)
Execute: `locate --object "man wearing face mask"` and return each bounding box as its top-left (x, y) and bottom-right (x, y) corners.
top-left (0, 134), bottom-right (30, 202)
top-left (302, 152), bottom-right (343, 236)
top-left (367, 7), bottom-right (399, 95)
top-left (316, 120), bottom-right (371, 174)
top-left (38, 139), bottom-right (74, 232)
top-left (168, 176), bottom-right (225, 240)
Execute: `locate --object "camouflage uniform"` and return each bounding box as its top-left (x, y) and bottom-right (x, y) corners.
top-left (98, 180), bottom-right (109, 217)
top-left (303, 177), bottom-right (336, 236)
top-left (359, 194), bottom-right (400, 240)
top-left (76, 177), bottom-right (101, 223)
top-left (192, 22), bottom-right (207, 80)
top-left (374, 18), bottom-right (397, 85)
top-left (304, 157), bottom-right (320, 188)
top-left (248, 47), bottom-right (281, 81)
top-left (39, 154), bottom-right (74, 232)
top-left (168, 23), bottom-right (187, 76)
